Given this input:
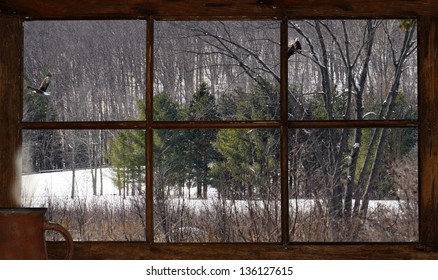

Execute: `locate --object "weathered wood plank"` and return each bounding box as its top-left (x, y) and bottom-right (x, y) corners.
top-left (47, 242), bottom-right (438, 259)
top-left (19, 120), bottom-right (418, 130)
top-left (0, 15), bottom-right (22, 207)
top-left (419, 17), bottom-right (438, 247)
top-left (0, 0), bottom-right (437, 19)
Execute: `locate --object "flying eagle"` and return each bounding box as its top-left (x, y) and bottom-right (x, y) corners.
top-left (27, 73), bottom-right (52, 96)
top-left (288, 38), bottom-right (302, 58)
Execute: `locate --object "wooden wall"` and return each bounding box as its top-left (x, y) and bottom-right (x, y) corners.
top-left (1, 0), bottom-right (438, 259)
top-left (419, 17), bottom-right (438, 248)
top-left (0, 16), bottom-right (21, 208)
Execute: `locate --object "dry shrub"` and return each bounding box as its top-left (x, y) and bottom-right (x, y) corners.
top-left (43, 144), bottom-right (418, 243)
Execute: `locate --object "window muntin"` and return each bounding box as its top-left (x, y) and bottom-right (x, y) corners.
top-left (21, 19), bottom-right (418, 244)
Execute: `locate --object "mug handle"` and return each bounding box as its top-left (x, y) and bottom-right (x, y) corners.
top-left (44, 221), bottom-right (74, 260)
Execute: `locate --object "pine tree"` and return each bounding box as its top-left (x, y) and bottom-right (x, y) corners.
top-left (108, 100), bottom-right (146, 196)
top-left (108, 94), bottom-right (186, 197)
top-left (212, 82), bottom-right (280, 199)
top-left (108, 128), bottom-right (145, 196)
top-left (185, 83), bottom-right (218, 199)
top-left (154, 92), bottom-right (187, 191)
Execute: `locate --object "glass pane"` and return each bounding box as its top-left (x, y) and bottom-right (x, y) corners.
top-left (22, 129), bottom-right (146, 241)
top-left (154, 129), bottom-right (280, 242)
top-left (288, 128), bottom-right (418, 242)
top-left (288, 20), bottom-right (417, 120)
top-left (23, 20), bottom-right (146, 122)
top-left (154, 21), bottom-right (280, 121)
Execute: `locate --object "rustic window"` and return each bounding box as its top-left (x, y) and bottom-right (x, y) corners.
top-left (21, 19), bottom-right (417, 245)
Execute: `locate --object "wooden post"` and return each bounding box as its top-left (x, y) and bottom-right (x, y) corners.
top-left (0, 15), bottom-right (22, 207)
top-left (419, 17), bottom-right (438, 247)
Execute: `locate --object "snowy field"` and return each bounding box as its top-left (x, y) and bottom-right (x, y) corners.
top-left (22, 168), bottom-right (120, 203)
top-left (21, 168), bottom-right (404, 213)
top-left (20, 168), bottom-right (416, 242)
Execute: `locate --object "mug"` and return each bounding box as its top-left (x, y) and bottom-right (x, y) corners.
top-left (0, 208), bottom-right (74, 259)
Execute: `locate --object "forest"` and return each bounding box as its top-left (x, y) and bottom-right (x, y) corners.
top-left (22, 19), bottom-right (417, 242)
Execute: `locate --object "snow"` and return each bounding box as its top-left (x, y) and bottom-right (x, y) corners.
top-left (21, 168), bottom-right (405, 213)
top-left (22, 169), bottom-right (118, 202)
top-left (21, 168), bottom-right (126, 208)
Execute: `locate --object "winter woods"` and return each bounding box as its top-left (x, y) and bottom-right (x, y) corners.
top-left (22, 20), bottom-right (417, 242)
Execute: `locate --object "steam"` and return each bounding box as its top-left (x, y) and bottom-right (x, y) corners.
top-left (11, 147), bottom-right (22, 207)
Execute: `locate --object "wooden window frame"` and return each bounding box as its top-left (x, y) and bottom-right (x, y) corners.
top-left (1, 1), bottom-right (438, 259)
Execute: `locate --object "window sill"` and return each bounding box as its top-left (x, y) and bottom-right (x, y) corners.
top-left (47, 242), bottom-right (438, 260)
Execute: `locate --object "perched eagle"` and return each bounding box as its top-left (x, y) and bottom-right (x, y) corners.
top-left (288, 39), bottom-right (302, 58)
top-left (27, 73), bottom-right (52, 96)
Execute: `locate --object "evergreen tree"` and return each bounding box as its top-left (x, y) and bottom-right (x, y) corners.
top-left (185, 82), bottom-right (218, 198)
top-left (154, 92), bottom-right (187, 192)
top-left (108, 100), bottom-right (146, 196)
top-left (212, 82), bottom-right (280, 199)
top-left (109, 94), bottom-right (187, 197)
top-left (108, 128), bottom-right (145, 196)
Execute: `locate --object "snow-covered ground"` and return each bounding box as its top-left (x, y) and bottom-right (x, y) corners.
top-left (22, 168), bottom-right (120, 203)
top-left (21, 168), bottom-right (406, 214)
top-left (21, 168), bottom-right (149, 214)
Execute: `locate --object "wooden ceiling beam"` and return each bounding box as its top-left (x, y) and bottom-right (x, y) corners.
top-left (0, 0), bottom-right (436, 19)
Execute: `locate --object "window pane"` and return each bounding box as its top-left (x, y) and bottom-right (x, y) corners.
top-left (288, 128), bottom-right (418, 242)
top-left (154, 129), bottom-right (280, 242)
top-left (23, 20), bottom-right (146, 122)
top-left (154, 21), bottom-right (280, 121)
top-left (22, 129), bottom-right (146, 241)
top-left (288, 20), bottom-right (417, 120)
